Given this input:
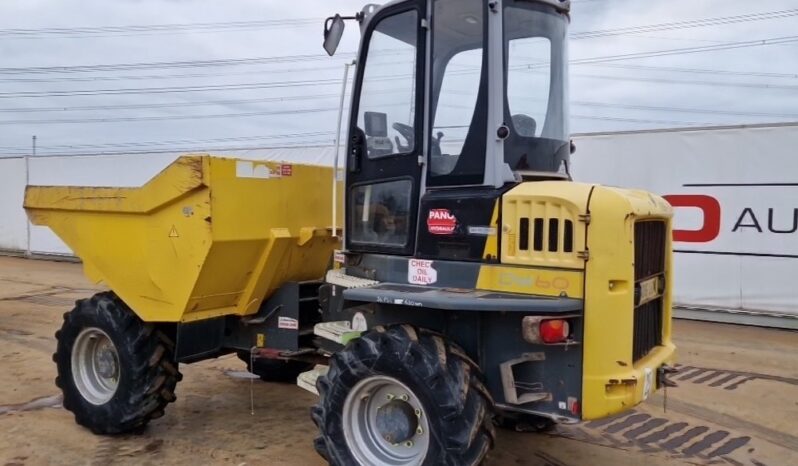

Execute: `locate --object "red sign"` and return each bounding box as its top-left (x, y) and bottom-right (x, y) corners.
top-left (663, 194), bottom-right (721, 243)
top-left (280, 164), bottom-right (293, 177)
top-left (665, 192), bottom-right (797, 245)
top-left (427, 209), bottom-right (457, 235)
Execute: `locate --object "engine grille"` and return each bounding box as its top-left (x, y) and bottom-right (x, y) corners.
top-left (634, 220), bottom-right (666, 281)
top-left (633, 221), bottom-right (666, 362)
top-left (502, 197), bottom-right (585, 269)
top-left (633, 298), bottom-right (663, 362)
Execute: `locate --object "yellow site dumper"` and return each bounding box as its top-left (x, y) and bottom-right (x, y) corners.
top-left (24, 1), bottom-right (680, 464)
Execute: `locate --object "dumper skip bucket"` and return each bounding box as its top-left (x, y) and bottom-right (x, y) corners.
top-left (24, 155), bottom-right (342, 322)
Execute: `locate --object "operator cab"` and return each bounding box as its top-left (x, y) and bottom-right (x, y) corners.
top-left (325, 0), bottom-right (572, 258)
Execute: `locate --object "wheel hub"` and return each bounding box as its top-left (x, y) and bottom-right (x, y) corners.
top-left (71, 327), bottom-right (120, 405)
top-left (94, 342), bottom-right (118, 379)
top-left (342, 375), bottom-right (430, 466)
top-left (376, 400), bottom-right (419, 444)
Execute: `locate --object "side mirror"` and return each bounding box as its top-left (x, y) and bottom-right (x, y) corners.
top-left (323, 15), bottom-right (346, 56)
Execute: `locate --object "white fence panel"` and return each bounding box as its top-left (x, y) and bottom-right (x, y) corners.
top-left (0, 157), bottom-right (28, 252)
top-left (28, 153), bottom-right (180, 255)
top-left (572, 123), bottom-right (798, 319)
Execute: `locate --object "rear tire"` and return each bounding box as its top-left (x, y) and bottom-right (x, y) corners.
top-left (237, 351), bottom-right (313, 383)
top-left (312, 325), bottom-right (495, 466)
top-left (54, 292), bottom-right (182, 434)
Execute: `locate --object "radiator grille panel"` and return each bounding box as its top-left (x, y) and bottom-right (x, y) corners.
top-left (634, 220), bottom-right (666, 281)
top-left (633, 221), bottom-right (666, 362)
top-left (633, 299), bottom-right (663, 362)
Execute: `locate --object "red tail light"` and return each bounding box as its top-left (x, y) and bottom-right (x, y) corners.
top-left (569, 398), bottom-right (581, 416)
top-left (539, 319), bottom-right (570, 344)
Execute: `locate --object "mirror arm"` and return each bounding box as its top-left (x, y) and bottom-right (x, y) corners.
top-left (324, 13), bottom-right (363, 34)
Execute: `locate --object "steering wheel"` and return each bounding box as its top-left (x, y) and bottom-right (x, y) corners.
top-left (392, 122), bottom-right (415, 153)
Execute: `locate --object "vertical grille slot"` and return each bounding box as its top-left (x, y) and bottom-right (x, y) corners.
top-left (519, 218), bottom-right (530, 251)
top-left (564, 220), bottom-right (574, 253)
top-left (548, 219), bottom-right (559, 252)
top-left (533, 218), bottom-right (544, 251)
top-left (632, 221), bottom-right (666, 362)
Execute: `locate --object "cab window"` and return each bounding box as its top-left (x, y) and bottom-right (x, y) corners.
top-left (349, 180), bottom-right (412, 246)
top-left (356, 10), bottom-right (419, 158)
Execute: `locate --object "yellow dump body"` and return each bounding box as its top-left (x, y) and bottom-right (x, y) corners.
top-left (25, 155), bottom-right (342, 323)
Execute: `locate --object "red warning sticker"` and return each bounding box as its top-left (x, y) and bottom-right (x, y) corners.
top-left (427, 208), bottom-right (457, 235)
top-left (278, 316), bottom-right (298, 330)
top-left (280, 164), bottom-right (293, 177)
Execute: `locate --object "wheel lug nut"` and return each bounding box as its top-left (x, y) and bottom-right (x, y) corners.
top-left (414, 408), bottom-right (421, 417)
top-left (416, 426), bottom-right (423, 435)
top-left (405, 441), bottom-right (414, 448)
top-left (386, 394), bottom-right (395, 400)
top-left (400, 394), bottom-right (409, 401)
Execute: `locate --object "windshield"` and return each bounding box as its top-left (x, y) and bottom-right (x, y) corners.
top-left (504, 0), bottom-right (570, 173)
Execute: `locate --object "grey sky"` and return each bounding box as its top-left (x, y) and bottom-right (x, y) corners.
top-left (0, 0), bottom-right (796, 157)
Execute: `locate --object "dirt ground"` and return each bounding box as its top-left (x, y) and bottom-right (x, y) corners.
top-left (0, 256), bottom-right (796, 466)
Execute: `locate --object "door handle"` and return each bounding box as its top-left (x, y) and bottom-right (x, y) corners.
top-left (349, 130), bottom-right (364, 173)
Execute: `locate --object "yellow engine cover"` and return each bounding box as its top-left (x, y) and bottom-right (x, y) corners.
top-left (498, 181), bottom-right (677, 420)
top-left (24, 155), bottom-right (342, 323)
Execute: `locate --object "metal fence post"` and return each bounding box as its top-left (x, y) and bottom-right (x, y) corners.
top-left (24, 136), bottom-right (35, 257)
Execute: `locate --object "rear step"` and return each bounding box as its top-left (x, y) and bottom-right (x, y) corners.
top-left (298, 322), bottom-right (361, 395)
top-left (297, 365), bottom-right (329, 396)
top-left (313, 321), bottom-right (363, 345)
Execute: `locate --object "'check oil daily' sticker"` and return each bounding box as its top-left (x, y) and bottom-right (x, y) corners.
top-left (408, 259), bottom-right (437, 285)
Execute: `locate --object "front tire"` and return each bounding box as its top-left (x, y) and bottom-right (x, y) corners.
top-left (312, 325), bottom-right (495, 466)
top-left (54, 292), bottom-right (182, 434)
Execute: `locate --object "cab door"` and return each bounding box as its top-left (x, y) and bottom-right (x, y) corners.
top-left (345, 1), bottom-right (426, 256)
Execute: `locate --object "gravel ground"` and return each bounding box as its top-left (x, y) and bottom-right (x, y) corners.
top-left (0, 256), bottom-right (796, 466)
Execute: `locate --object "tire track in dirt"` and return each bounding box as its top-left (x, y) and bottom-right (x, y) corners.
top-left (556, 407), bottom-right (769, 465)
top-left (0, 394), bottom-right (62, 415)
top-left (91, 437), bottom-right (164, 466)
top-left (0, 326), bottom-right (54, 353)
top-left (674, 364), bottom-right (798, 390)
top-left (649, 395), bottom-right (798, 453)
